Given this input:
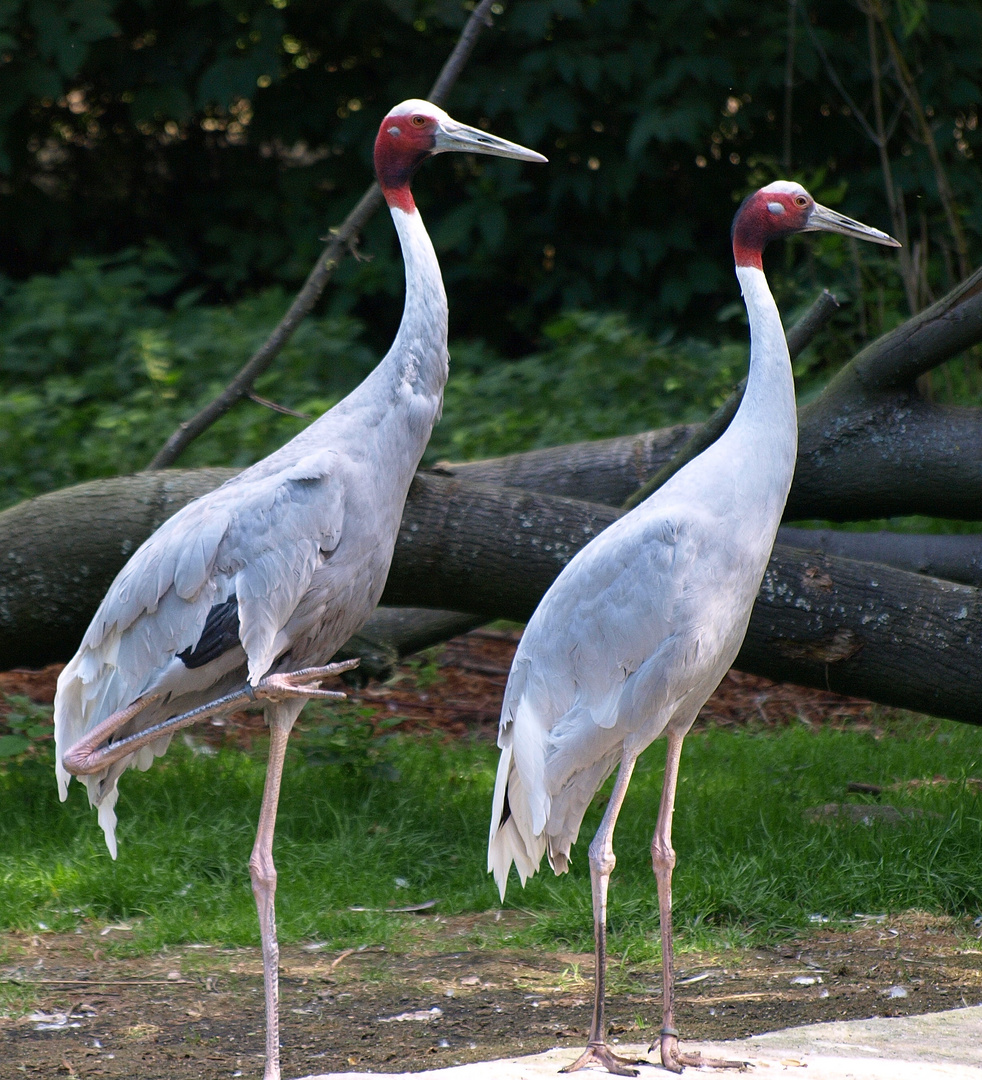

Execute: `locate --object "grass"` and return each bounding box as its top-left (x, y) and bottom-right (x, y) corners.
top-left (1, 710), bottom-right (981, 966)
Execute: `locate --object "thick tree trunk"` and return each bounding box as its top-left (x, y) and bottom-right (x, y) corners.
top-left (739, 546), bottom-right (982, 725)
top-left (437, 402), bottom-right (982, 519)
top-left (777, 527), bottom-right (982, 587)
top-left (439, 268), bottom-right (982, 520)
top-left (2, 467), bottom-right (981, 724)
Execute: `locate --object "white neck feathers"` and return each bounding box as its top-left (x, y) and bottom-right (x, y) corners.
top-left (725, 265), bottom-right (798, 479)
top-left (386, 205), bottom-right (449, 398)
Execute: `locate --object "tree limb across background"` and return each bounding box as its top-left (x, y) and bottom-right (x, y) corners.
top-left (2, 268), bottom-right (982, 724)
top-left (147, 0), bottom-right (501, 471)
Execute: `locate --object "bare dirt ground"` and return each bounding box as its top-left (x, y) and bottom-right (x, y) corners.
top-left (2, 631), bottom-right (981, 1079)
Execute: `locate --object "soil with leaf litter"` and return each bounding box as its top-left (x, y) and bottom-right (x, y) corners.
top-left (3, 631), bottom-right (982, 1079)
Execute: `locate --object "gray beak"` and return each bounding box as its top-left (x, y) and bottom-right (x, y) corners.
top-left (433, 119), bottom-right (548, 164)
top-left (805, 203), bottom-right (901, 247)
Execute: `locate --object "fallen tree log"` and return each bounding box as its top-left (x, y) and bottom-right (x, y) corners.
top-left (3, 469), bottom-right (981, 726)
top-left (2, 270), bottom-right (981, 716)
top-left (777, 527), bottom-right (982, 587)
top-left (440, 268), bottom-right (982, 519)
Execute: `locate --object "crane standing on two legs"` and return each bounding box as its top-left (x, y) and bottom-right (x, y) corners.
top-left (488, 181), bottom-right (899, 1076)
top-left (54, 99), bottom-right (545, 1080)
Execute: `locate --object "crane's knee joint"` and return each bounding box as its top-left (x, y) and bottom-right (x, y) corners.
top-left (651, 841), bottom-right (676, 874)
top-left (587, 840), bottom-right (616, 878)
top-left (249, 858), bottom-right (277, 892)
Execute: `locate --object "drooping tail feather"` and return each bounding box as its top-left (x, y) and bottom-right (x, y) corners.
top-left (488, 742), bottom-right (551, 900)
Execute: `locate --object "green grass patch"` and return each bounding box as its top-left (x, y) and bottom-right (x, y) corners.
top-left (1, 714), bottom-right (980, 960)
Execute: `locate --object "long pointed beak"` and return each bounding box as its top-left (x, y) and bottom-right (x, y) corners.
top-left (805, 203), bottom-right (901, 247)
top-left (433, 119), bottom-right (547, 164)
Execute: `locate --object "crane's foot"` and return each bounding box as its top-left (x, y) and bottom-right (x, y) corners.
top-left (559, 1041), bottom-right (647, 1076)
top-left (655, 1030), bottom-right (748, 1073)
top-left (63, 660), bottom-right (361, 778)
top-left (255, 659), bottom-right (360, 701)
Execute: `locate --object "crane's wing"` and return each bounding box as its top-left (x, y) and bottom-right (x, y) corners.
top-left (489, 508), bottom-right (712, 896)
top-left (54, 449), bottom-right (346, 850)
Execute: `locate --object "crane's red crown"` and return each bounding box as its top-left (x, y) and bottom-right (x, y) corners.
top-left (731, 181), bottom-right (814, 270)
top-left (374, 100), bottom-right (448, 214)
top-left (732, 181), bottom-right (898, 269)
top-left (373, 99), bottom-right (546, 215)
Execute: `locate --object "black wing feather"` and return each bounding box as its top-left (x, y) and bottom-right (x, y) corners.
top-left (178, 596), bottom-right (240, 669)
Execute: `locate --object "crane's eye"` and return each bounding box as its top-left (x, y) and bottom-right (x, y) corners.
top-left (794, 194), bottom-right (808, 207)
top-left (411, 115), bottom-right (427, 128)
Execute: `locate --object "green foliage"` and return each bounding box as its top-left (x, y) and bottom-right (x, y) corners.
top-left (0, 248), bottom-right (377, 506)
top-left (0, 695), bottom-right (54, 764)
top-left (0, 0), bottom-right (977, 351)
top-left (433, 311), bottom-right (746, 461)
top-left (0, 250), bottom-right (753, 507)
top-left (2, 241), bottom-right (978, 512)
top-left (0, 716), bottom-right (979, 957)
top-left (296, 701), bottom-right (403, 780)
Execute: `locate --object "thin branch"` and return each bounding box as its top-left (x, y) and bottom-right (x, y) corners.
top-left (868, 0), bottom-right (971, 281)
top-left (246, 391), bottom-right (311, 420)
top-left (867, 9), bottom-right (917, 314)
top-left (147, 0), bottom-right (502, 471)
top-left (621, 290), bottom-right (840, 511)
top-left (817, 263), bottom-right (982, 398)
top-left (782, 0), bottom-right (798, 170)
top-left (801, 12), bottom-right (881, 145)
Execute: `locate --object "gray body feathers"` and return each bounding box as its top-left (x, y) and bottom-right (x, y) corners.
top-left (55, 206), bottom-right (448, 855)
top-left (488, 266), bottom-right (798, 899)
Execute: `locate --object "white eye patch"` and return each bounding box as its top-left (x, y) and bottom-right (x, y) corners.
top-left (767, 201), bottom-right (786, 215)
top-left (387, 125), bottom-right (401, 136)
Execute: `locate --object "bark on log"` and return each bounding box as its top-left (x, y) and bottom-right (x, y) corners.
top-left (440, 401), bottom-right (982, 521)
top-left (334, 608), bottom-right (483, 681)
top-left (738, 546), bottom-right (982, 725)
top-left (2, 469), bottom-right (981, 726)
top-left (778, 527), bottom-right (982, 587)
top-left (433, 424), bottom-right (700, 506)
top-left (440, 269), bottom-right (982, 520)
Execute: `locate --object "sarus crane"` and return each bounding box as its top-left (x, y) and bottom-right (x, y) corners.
top-left (54, 99), bottom-right (545, 1080)
top-left (488, 181), bottom-right (899, 1075)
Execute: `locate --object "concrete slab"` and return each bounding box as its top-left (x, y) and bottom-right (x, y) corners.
top-left (296, 1004), bottom-right (982, 1079)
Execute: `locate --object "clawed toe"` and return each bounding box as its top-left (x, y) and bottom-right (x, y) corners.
top-left (255, 659), bottom-right (360, 701)
top-left (656, 1033), bottom-right (748, 1073)
top-left (560, 1041), bottom-right (647, 1076)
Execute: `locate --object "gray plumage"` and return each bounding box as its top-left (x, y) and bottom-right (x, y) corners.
top-left (488, 264), bottom-right (796, 887)
top-left (487, 181), bottom-right (899, 1075)
top-left (54, 98), bottom-right (545, 1080)
top-left (55, 187), bottom-right (446, 853)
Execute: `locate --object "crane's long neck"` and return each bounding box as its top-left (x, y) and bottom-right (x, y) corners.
top-left (383, 203), bottom-right (449, 400)
top-left (722, 264), bottom-right (798, 500)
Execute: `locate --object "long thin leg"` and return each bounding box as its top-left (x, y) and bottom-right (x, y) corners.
top-left (561, 751), bottom-right (647, 1077)
top-left (250, 700), bottom-right (304, 1080)
top-left (652, 730), bottom-right (745, 1074)
top-left (62, 659), bottom-right (359, 777)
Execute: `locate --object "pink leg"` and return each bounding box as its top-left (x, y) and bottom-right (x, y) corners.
top-left (561, 751), bottom-right (647, 1077)
top-left (249, 699), bottom-right (305, 1080)
top-left (652, 730), bottom-right (745, 1074)
top-left (61, 659), bottom-right (358, 777)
